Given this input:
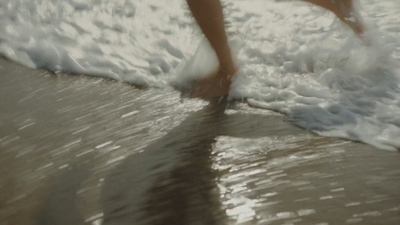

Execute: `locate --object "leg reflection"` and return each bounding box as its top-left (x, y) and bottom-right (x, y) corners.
top-left (102, 100), bottom-right (229, 225)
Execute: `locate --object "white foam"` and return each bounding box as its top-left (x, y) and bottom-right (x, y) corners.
top-left (1, 0), bottom-right (400, 150)
top-left (0, 0), bottom-right (196, 86)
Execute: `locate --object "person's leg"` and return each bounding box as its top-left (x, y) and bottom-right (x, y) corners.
top-left (186, 0), bottom-right (238, 100)
top-left (185, 0), bottom-right (364, 100)
top-left (302, 0), bottom-right (364, 34)
top-left (186, 0), bottom-right (237, 74)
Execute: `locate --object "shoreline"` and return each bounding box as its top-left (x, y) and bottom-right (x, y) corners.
top-left (1, 57), bottom-right (399, 225)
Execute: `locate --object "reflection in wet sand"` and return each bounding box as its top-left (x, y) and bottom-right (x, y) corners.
top-left (37, 167), bottom-right (89, 225)
top-left (100, 100), bottom-right (310, 225)
top-left (102, 100), bottom-right (229, 225)
top-left (1, 58), bottom-right (400, 225)
top-left (214, 137), bottom-right (400, 224)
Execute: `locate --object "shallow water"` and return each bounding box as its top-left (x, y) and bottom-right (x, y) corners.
top-left (1, 0), bottom-right (400, 149)
top-left (1, 58), bottom-right (400, 225)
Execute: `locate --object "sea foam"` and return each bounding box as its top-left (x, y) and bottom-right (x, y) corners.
top-left (1, 0), bottom-right (400, 150)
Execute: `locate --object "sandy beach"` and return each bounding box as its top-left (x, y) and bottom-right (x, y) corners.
top-left (1, 57), bottom-right (400, 225)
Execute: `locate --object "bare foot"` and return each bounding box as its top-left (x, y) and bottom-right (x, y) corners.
top-left (190, 67), bottom-right (238, 100)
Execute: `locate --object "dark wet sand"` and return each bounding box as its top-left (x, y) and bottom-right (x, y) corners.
top-left (0, 57), bottom-right (399, 225)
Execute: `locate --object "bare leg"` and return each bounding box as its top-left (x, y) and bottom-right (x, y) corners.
top-left (302, 0), bottom-right (364, 34)
top-left (186, 0), bottom-right (238, 100)
top-left (185, 0), bottom-right (364, 100)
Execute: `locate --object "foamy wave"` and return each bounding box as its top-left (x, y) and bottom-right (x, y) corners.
top-left (1, 0), bottom-right (400, 150)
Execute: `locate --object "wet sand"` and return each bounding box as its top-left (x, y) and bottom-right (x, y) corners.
top-left (0, 57), bottom-right (399, 225)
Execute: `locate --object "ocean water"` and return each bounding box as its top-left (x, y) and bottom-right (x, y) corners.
top-left (1, 0), bottom-right (400, 150)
